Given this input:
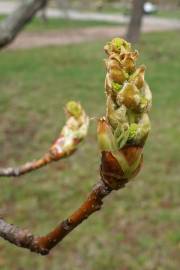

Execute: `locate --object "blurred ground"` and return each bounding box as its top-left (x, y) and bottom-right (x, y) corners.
top-left (1, 1), bottom-right (180, 50)
top-left (0, 29), bottom-right (180, 269)
top-left (5, 20), bottom-right (180, 50)
top-left (7, 26), bottom-right (126, 50)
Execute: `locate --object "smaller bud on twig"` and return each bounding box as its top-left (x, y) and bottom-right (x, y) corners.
top-left (0, 101), bottom-right (89, 177)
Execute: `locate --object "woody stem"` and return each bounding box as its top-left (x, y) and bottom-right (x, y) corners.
top-left (0, 153), bottom-right (53, 177)
top-left (0, 178), bottom-right (128, 255)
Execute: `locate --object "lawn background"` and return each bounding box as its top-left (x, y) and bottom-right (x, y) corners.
top-left (0, 30), bottom-right (180, 269)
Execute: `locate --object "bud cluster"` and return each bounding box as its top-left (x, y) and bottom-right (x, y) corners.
top-left (98, 38), bottom-right (152, 188)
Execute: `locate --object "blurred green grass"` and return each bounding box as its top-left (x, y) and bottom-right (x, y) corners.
top-left (27, 17), bottom-right (119, 31)
top-left (0, 31), bottom-right (180, 269)
top-left (0, 15), bottom-right (119, 32)
top-left (155, 9), bottom-right (180, 19)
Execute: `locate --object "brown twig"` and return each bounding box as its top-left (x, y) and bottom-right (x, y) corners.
top-left (0, 178), bottom-right (127, 255)
top-left (0, 143), bottom-right (74, 177)
top-left (0, 102), bottom-right (89, 177)
top-left (0, 153), bottom-right (58, 177)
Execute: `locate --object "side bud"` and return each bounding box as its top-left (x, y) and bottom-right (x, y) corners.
top-left (49, 101), bottom-right (89, 160)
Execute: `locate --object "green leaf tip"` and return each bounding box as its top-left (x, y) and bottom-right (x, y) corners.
top-left (112, 38), bottom-right (123, 50)
top-left (128, 123), bottom-right (138, 141)
top-left (112, 82), bottom-right (122, 92)
top-left (66, 101), bottom-right (82, 118)
top-left (112, 37), bottom-right (131, 51)
top-left (104, 37), bottom-right (131, 56)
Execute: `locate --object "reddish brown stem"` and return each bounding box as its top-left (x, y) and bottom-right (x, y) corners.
top-left (0, 153), bottom-right (53, 177)
top-left (0, 148), bottom-right (76, 177)
top-left (0, 179), bottom-right (127, 255)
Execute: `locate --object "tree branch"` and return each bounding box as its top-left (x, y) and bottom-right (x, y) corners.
top-left (0, 102), bottom-right (89, 177)
top-left (0, 0), bottom-right (48, 48)
top-left (0, 178), bottom-right (128, 255)
top-left (0, 37), bottom-right (152, 255)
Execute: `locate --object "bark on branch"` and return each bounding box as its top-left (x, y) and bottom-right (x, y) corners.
top-left (0, 0), bottom-right (48, 48)
top-left (0, 179), bottom-right (128, 255)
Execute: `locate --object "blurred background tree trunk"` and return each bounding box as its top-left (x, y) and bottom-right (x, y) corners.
top-left (57, 0), bottom-right (70, 18)
top-left (0, 0), bottom-right (48, 49)
top-left (126, 0), bottom-right (145, 44)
